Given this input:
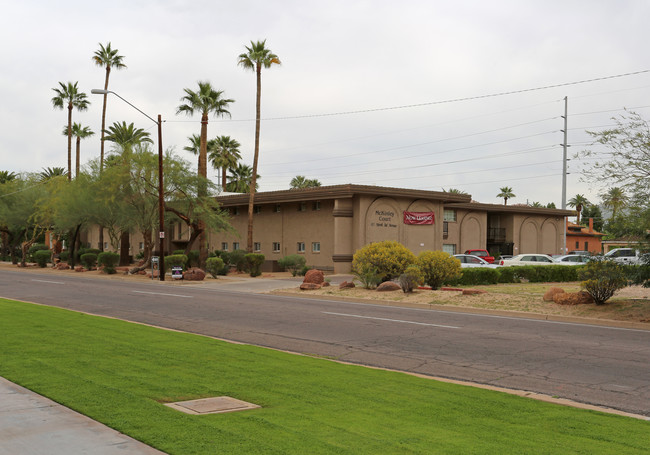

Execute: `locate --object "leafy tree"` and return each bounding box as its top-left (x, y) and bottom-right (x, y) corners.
top-left (568, 194), bottom-right (589, 224)
top-left (210, 136), bottom-right (241, 190)
top-left (600, 187), bottom-right (628, 220)
top-left (580, 204), bottom-right (604, 232)
top-left (238, 39), bottom-right (281, 252)
top-left (442, 188), bottom-right (468, 194)
top-left (51, 81), bottom-right (90, 181)
top-left (177, 81), bottom-right (234, 268)
top-left (92, 42), bottom-right (126, 172)
top-left (226, 163), bottom-right (259, 193)
top-left (497, 186), bottom-right (515, 205)
top-left (0, 171), bottom-right (17, 184)
top-left (545, 202), bottom-right (556, 209)
top-left (529, 201), bottom-right (543, 208)
top-left (290, 175), bottom-right (321, 189)
top-left (38, 167), bottom-right (66, 182)
top-left (62, 123), bottom-right (94, 178)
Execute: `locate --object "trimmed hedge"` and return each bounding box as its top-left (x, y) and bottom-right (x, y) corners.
top-left (445, 265), bottom-right (585, 286)
top-left (206, 257), bottom-right (225, 279)
top-left (244, 253), bottom-right (265, 277)
top-left (164, 254), bottom-right (188, 273)
top-left (98, 252), bottom-right (120, 274)
top-left (80, 253), bottom-right (98, 270)
top-left (33, 249), bottom-right (52, 268)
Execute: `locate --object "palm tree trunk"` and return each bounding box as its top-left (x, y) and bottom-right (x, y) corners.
top-left (99, 68), bottom-right (110, 252)
top-left (198, 113), bottom-right (209, 268)
top-left (222, 167), bottom-right (227, 191)
top-left (67, 105), bottom-right (73, 182)
top-left (119, 231), bottom-right (130, 266)
top-left (247, 64), bottom-right (262, 253)
top-left (75, 137), bottom-right (81, 178)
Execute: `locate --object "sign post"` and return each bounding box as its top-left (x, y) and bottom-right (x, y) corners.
top-left (151, 256), bottom-right (159, 280)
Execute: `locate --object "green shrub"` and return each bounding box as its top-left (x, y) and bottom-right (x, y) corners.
top-left (298, 265), bottom-right (312, 276)
top-left (457, 268), bottom-right (500, 286)
top-left (28, 243), bottom-right (49, 261)
top-left (244, 253), bottom-right (265, 277)
top-left (59, 251), bottom-right (70, 262)
top-left (497, 267), bottom-right (520, 283)
top-left (353, 263), bottom-right (382, 289)
top-left (228, 249), bottom-right (247, 272)
top-left (352, 241), bottom-right (416, 281)
top-left (206, 257), bottom-right (225, 279)
top-left (76, 248), bottom-right (101, 262)
top-left (174, 249), bottom-right (199, 268)
top-left (278, 254), bottom-right (307, 276)
top-left (417, 250), bottom-right (462, 290)
top-left (164, 254), bottom-right (188, 273)
top-left (577, 260), bottom-right (628, 305)
top-left (511, 265), bottom-right (581, 283)
top-left (98, 252), bottom-right (120, 274)
top-left (80, 253), bottom-right (98, 270)
top-left (33, 249), bottom-right (52, 268)
top-left (399, 264), bottom-right (423, 293)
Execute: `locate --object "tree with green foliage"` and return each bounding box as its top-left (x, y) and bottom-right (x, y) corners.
top-left (92, 42), bottom-right (127, 172)
top-left (497, 186), bottom-right (515, 205)
top-left (103, 121), bottom-right (152, 152)
top-left (177, 81), bottom-right (234, 268)
top-left (580, 204), bottom-right (604, 231)
top-left (416, 250), bottom-right (462, 290)
top-left (238, 39), bottom-right (281, 253)
top-left (210, 136), bottom-right (242, 190)
top-left (38, 167), bottom-right (66, 182)
top-left (600, 187), bottom-right (628, 220)
top-left (568, 194), bottom-right (589, 224)
top-left (290, 175), bottom-right (321, 189)
top-left (226, 164), bottom-right (258, 193)
top-left (62, 123), bottom-right (94, 178)
top-left (51, 82), bottom-right (90, 181)
top-left (0, 171), bottom-right (17, 184)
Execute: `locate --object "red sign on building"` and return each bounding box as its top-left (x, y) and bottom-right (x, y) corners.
top-left (403, 211), bottom-right (435, 225)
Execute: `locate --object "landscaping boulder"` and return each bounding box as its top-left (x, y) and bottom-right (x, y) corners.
top-left (54, 262), bottom-right (70, 270)
top-left (376, 281), bottom-right (401, 292)
top-left (543, 287), bottom-right (565, 302)
top-left (303, 269), bottom-right (324, 285)
top-left (183, 267), bottom-right (205, 281)
top-left (74, 266), bottom-right (84, 272)
top-left (339, 281), bottom-right (355, 289)
top-left (300, 282), bottom-right (322, 290)
top-left (553, 291), bottom-right (594, 305)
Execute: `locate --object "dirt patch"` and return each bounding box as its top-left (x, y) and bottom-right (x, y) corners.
top-left (275, 281), bottom-right (650, 325)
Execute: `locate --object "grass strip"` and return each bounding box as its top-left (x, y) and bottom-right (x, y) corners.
top-left (0, 298), bottom-right (648, 454)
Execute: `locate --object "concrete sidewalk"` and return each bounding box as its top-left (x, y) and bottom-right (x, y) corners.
top-left (0, 377), bottom-right (165, 455)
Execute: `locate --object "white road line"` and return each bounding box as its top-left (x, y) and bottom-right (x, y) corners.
top-left (323, 311), bottom-right (460, 329)
top-left (132, 290), bottom-right (193, 299)
top-left (31, 279), bottom-right (65, 285)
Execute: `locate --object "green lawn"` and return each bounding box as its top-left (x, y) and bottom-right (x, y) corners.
top-left (0, 298), bottom-right (647, 454)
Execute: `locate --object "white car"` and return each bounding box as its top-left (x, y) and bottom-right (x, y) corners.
top-left (453, 254), bottom-right (500, 268)
top-left (603, 248), bottom-right (643, 265)
top-left (553, 254), bottom-right (590, 265)
top-left (499, 254), bottom-right (555, 266)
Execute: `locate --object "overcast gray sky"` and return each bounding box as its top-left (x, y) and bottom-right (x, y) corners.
top-left (2, 0), bottom-right (649, 207)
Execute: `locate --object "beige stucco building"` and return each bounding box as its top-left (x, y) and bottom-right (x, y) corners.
top-left (191, 185), bottom-right (572, 273)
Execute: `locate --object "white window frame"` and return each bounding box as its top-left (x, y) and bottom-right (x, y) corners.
top-left (312, 242), bottom-right (321, 253)
top-left (233, 242), bottom-right (240, 251)
top-left (443, 209), bottom-right (457, 222)
top-left (297, 242), bottom-right (305, 253)
top-left (221, 242), bottom-right (228, 251)
top-left (272, 242), bottom-right (281, 253)
top-left (442, 244), bottom-right (456, 255)
top-left (254, 242), bottom-right (261, 252)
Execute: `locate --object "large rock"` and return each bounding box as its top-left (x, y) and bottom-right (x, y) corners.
top-left (300, 282), bottom-right (322, 290)
top-left (339, 281), bottom-right (355, 289)
top-left (553, 291), bottom-right (594, 305)
top-left (54, 262), bottom-right (70, 270)
top-left (74, 266), bottom-right (84, 272)
top-left (183, 267), bottom-right (206, 281)
top-left (543, 287), bottom-right (565, 302)
top-left (303, 269), bottom-right (324, 285)
top-left (376, 281), bottom-right (401, 292)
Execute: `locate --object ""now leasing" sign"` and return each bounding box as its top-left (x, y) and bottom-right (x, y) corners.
top-left (403, 211), bottom-right (435, 225)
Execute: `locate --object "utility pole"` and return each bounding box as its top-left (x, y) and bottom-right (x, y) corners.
top-left (561, 96), bottom-right (568, 254)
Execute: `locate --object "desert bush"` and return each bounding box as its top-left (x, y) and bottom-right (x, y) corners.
top-left (417, 250), bottom-right (462, 290)
top-left (399, 264), bottom-right (423, 293)
top-left (577, 260), bottom-right (628, 305)
top-left (298, 265), bottom-right (312, 276)
top-left (352, 241), bottom-right (416, 282)
top-left (33, 249), bottom-right (52, 268)
top-left (28, 243), bottom-right (49, 261)
top-left (98, 252), bottom-right (120, 274)
top-left (353, 263), bottom-right (383, 289)
top-left (206, 257), bottom-right (225, 279)
top-left (164, 254), bottom-right (188, 273)
top-left (278, 254), bottom-right (306, 276)
top-left (227, 249), bottom-right (247, 272)
top-left (244, 253), bottom-right (265, 277)
top-left (80, 253), bottom-right (98, 270)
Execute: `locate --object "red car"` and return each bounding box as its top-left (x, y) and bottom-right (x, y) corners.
top-left (464, 249), bottom-right (495, 263)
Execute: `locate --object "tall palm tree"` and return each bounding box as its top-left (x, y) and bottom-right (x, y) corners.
top-left (177, 82), bottom-right (233, 268)
top-left (497, 186), bottom-right (515, 205)
top-left (226, 164), bottom-right (259, 193)
top-left (103, 121), bottom-right (152, 153)
top-left (209, 136), bottom-right (241, 190)
top-left (568, 194), bottom-right (589, 224)
top-left (38, 167), bottom-right (66, 182)
top-left (238, 39), bottom-right (281, 252)
top-left (290, 175), bottom-right (321, 189)
top-left (443, 188), bottom-right (468, 194)
top-left (51, 82), bottom-right (90, 181)
top-left (92, 42), bottom-right (126, 171)
top-left (601, 187), bottom-right (628, 220)
top-left (0, 171), bottom-right (17, 184)
top-left (183, 134), bottom-right (218, 175)
top-left (62, 123), bottom-right (94, 178)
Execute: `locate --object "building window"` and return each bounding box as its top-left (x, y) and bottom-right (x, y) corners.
top-left (298, 202), bottom-right (306, 212)
top-left (297, 242), bottom-right (305, 253)
top-left (232, 207), bottom-right (239, 215)
top-left (312, 201), bottom-right (321, 211)
top-left (254, 242), bottom-right (261, 252)
top-left (272, 242), bottom-right (281, 252)
top-left (443, 221), bottom-right (449, 239)
top-left (312, 242), bottom-right (321, 252)
top-left (233, 242), bottom-right (240, 250)
top-left (139, 242), bottom-right (144, 250)
top-left (576, 241), bottom-right (579, 249)
top-left (254, 205), bottom-right (262, 214)
top-left (443, 209), bottom-right (457, 222)
top-left (584, 241), bottom-right (589, 251)
top-left (221, 242), bottom-right (228, 251)
top-left (442, 244), bottom-right (456, 255)
top-left (273, 204), bottom-right (281, 213)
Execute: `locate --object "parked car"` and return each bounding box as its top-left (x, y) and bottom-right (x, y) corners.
top-left (567, 250), bottom-right (591, 256)
top-left (499, 254), bottom-right (555, 266)
top-left (602, 248), bottom-right (644, 265)
top-left (553, 254), bottom-right (591, 265)
top-left (453, 254), bottom-right (500, 268)
top-left (464, 249), bottom-right (495, 263)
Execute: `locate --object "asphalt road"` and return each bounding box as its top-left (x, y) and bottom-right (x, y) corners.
top-left (1, 269), bottom-right (649, 417)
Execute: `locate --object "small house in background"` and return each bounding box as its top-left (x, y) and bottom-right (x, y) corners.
top-left (565, 218), bottom-right (604, 254)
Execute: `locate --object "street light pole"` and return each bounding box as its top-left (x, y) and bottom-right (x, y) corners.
top-left (90, 89), bottom-right (165, 281)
